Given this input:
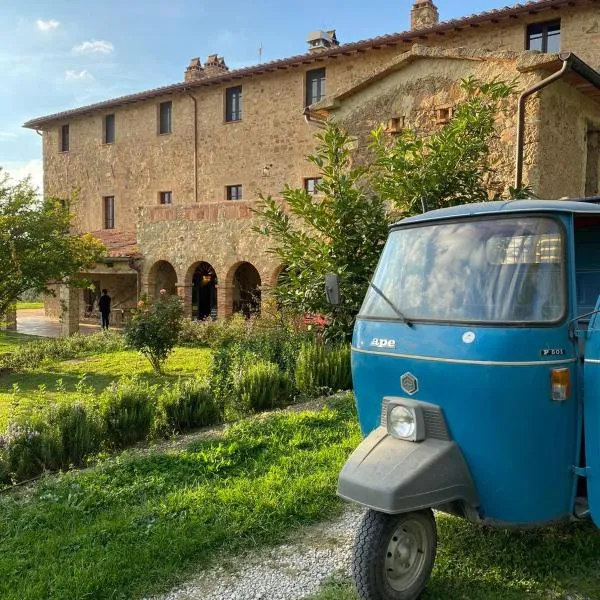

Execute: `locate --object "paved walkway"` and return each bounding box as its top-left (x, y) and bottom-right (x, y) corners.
top-left (16, 309), bottom-right (103, 338)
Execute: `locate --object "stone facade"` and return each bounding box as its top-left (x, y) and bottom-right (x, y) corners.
top-left (24, 0), bottom-right (600, 330)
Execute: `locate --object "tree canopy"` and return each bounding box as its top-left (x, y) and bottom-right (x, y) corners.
top-left (250, 78), bottom-right (532, 341)
top-left (0, 172), bottom-right (106, 316)
top-left (254, 125), bottom-right (389, 341)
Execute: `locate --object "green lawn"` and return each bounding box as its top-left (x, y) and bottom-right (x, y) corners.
top-left (16, 301), bottom-right (44, 310)
top-left (0, 347), bottom-right (212, 427)
top-left (308, 515), bottom-right (600, 600)
top-left (0, 394), bottom-right (360, 600)
top-left (0, 331), bottom-right (39, 353)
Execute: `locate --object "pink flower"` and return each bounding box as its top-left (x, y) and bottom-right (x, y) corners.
top-left (137, 300), bottom-right (145, 308)
top-left (159, 288), bottom-right (167, 295)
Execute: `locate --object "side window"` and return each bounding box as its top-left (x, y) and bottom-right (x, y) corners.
top-left (304, 177), bottom-right (323, 195)
top-left (225, 86), bottom-right (242, 122)
top-left (226, 185), bottom-right (243, 200)
top-left (60, 124), bottom-right (70, 152)
top-left (526, 20), bottom-right (561, 53)
top-left (104, 114), bottom-right (115, 144)
top-left (159, 101), bottom-right (172, 134)
top-left (103, 196), bottom-right (115, 229)
top-left (159, 191), bottom-right (172, 205)
top-left (305, 68), bottom-right (326, 107)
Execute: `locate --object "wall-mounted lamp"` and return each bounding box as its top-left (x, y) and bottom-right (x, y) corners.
top-left (262, 163), bottom-right (273, 177)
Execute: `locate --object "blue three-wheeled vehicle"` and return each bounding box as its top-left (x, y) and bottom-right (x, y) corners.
top-left (335, 199), bottom-right (600, 599)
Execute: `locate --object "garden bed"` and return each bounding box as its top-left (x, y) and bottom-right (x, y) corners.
top-left (0, 393), bottom-right (360, 600)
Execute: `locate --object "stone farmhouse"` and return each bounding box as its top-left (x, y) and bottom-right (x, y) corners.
top-left (23, 0), bottom-right (600, 333)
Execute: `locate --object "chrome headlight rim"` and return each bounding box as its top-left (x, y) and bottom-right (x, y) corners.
top-left (386, 400), bottom-right (425, 442)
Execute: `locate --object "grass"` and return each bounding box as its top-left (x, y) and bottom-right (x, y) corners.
top-left (0, 347), bottom-right (212, 428)
top-left (0, 331), bottom-right (39, 353)
top-left (307, 515), bottom-right (600, 600)
top-left (0, 393), bottom-right (360, 600)
top-left (16, 301), bottom-right (44, 310)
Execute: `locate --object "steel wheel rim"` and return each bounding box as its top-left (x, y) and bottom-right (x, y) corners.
top-left (384, 517), bottom-right (428, 592)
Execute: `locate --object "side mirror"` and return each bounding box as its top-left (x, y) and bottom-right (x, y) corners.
top-left (325, 273), bottom-right (340, 306)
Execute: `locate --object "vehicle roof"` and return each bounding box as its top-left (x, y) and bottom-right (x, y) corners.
top-left (393, 199), bottom-right (600, 227)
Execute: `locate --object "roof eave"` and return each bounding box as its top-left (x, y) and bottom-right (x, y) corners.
top-left (22, 0), bottom-right (587, 129)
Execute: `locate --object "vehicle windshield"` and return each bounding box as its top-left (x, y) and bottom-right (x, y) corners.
top-left (359, 216), bottom-right (565, 324)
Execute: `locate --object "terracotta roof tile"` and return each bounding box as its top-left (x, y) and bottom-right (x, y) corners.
top-left (89, 230), bottom-right (138, 258)
top-left (23, 0), bottom-right (583, 129)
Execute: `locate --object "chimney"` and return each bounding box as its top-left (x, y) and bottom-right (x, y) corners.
top-left (204, 54), bottom-right (229, 77)
top-left (306, 29), bottom-right (340, 54)
top-left (411, 0), bottom-right (439, 30)
top-left (184, 55), bottom-right (229, 81)
top-left (184, 57), bottom-right (204, 82)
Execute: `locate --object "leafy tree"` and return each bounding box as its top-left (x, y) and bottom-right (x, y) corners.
top-left (255, 78), bottom-right (532, 340)
top-left (0, 172), bottom-right (105, 316)
top-left (124, 291), bottom-right (184, 374)
top-left (370, 77), bottom-right (527, 218)
top-left (253, 125), bottom-right (389, 341)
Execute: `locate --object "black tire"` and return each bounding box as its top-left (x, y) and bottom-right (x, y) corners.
top-left (353, 509), bottom-right (437, 600)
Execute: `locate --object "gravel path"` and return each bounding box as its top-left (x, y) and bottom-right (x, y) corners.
top-left (148, 504), bottom-right (365, 600)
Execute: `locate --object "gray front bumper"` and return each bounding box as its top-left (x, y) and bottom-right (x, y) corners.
top-left (337, 426), bottom-right (479, 514)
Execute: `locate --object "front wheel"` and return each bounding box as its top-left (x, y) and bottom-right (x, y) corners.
top-left (353, 509), bottom-right (437, 600)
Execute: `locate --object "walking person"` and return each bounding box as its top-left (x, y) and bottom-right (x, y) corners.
top-left (98, 289), bottom-right (111, 330)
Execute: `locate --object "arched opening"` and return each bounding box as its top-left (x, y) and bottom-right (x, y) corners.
top-left (191, 262), bottom-right (218, 320)
top-left (232, 262), bottom-right (261, 317)
top-left (149, 260), bottom-right (177, 298)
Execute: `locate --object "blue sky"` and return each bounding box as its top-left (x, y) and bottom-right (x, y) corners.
top-left (0, 0), bottom-right (505, 191)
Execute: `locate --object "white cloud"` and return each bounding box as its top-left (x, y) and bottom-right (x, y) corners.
top-left (3, 160), bottom-right (44, 195)
top-left (72, 40), bottom-right (114, 55)
top-left (65, 69), bottom-right (94, 82)
top-left (36, 19), bottom-right (60, 32)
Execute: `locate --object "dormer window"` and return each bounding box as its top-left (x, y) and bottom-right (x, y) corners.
top-left (526, 20), bottom-right (561, 53)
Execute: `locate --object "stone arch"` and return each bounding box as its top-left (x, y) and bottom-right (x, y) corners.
top-left (147, 260), bottom-right (178, 298)
top-left (226, 261), bottom-right (262, 317)
top-left (268, 263), bottom-right (289, 290)
top-left (185, 261), bottom-right (218, 320)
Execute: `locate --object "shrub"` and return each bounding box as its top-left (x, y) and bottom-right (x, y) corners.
top-left (0, 331), bottom-right (123, 373)
top-left (178, 314), bottom-right (247, 348)
top-left (295, 343), bottom-right (352, 395)
top-left (0, 424), bottom-right (45, 482)
top-left (154, 378), bottom-right (221, 436)
top-left (124, 292), bottom-right (184, 373)
top-left (236, 360), bottom-right (292, 412)
top-left (101, 378), bottom-right (157, 448)
top-left (45, 402), bottom-right (102, 468)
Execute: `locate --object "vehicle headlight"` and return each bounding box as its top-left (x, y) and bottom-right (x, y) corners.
top-left (388, 405), bottom-right (417, 440)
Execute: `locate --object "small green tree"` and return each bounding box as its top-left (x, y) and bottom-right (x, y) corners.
top-left (0, 172), bottom-right (105, 316)
top-left (255, 78), bottom-right (531, 341)
top-left (370, 77), bottom-right (524, 218)
top-left (124, 291), bottom-right (184, 374)
top-left (254, 124), bottom-right (389, 341)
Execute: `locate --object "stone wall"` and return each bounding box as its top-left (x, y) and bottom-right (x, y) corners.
top-left (38, 2), bottom-right (600, 326)
top-left (537, 80), bottom-right (600, 199)
top-left (328, 53), bottom-right (541, 197)
top-left (137, 202), bottom-right (282, 319)
top-left (43, 267), bottom-right (137, 324)
top-left (40, 2), bottom-right (600, 235)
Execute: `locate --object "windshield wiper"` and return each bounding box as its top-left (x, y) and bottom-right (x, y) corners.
top-left (369, 282), bottom-right (414, 327)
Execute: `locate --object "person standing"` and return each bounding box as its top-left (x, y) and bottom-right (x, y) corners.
top-left (98, 289), bottom-right (111, 330)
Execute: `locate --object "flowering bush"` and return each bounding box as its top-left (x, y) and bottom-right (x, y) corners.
top-left (124, 292), bottom-right (184, 373)
top-left (0, 423), bottom-right (44, 483)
